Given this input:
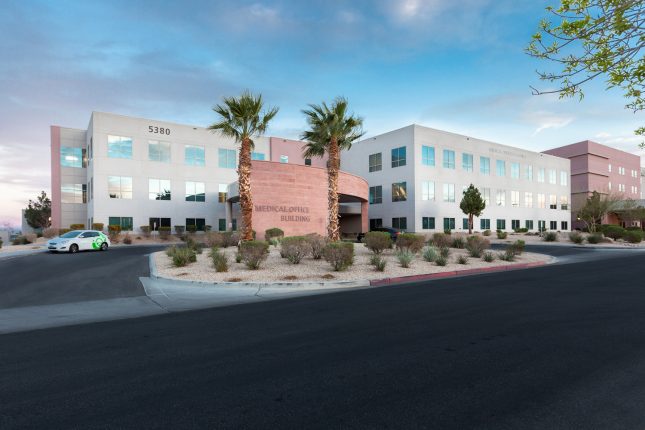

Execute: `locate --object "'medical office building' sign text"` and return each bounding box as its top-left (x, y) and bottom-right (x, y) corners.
top-left (254, 205), bottom-right (311, 222)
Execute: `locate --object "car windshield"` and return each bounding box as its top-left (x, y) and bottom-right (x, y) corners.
top-left (60, 231), bottom-right (82, 238)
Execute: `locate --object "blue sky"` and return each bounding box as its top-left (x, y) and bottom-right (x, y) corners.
top-left (0, 0), bottom-right (643, 226)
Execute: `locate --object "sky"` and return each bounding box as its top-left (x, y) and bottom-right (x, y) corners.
top-left (0, 0), bottom-right (643, 227)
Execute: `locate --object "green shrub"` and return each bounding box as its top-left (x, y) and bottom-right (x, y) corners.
top-left (483, 229), bottom-right (491, 236)
top-left (239, 240), bottom-right (269, 270)
top-left (70, 223), bottom-right (85, 230)
top-left (396, 250), bottom-right (414, 268)
top-left (123, 233), bottom-right (132, 245)
top-left (498, 249), bottom-right (515, 262)
top-left (422, 246), bottom-right (438, 262)
top-left (431, 232), bottom-right (452, 249)
top-left (434, 255), bottom-right (448, 266)
top-left (209, 247), bottom-right (229, 272)
top-left (235, 251), bottom-right (242, 263)
top-left (205, 232), bottom-right (225, 248)
top-left (363, 231), bottom-right (392, 254)
top-left (395, 233), bottom-right (425, 253)
top-left (623, 230), bottom-right (643, 243)
top-left (569, 231), bottom-right (584, 244)
top-left (265, 228), bottom-right (284, 240)
top-left (451, 236), bottom-right (465, 249)
top-left (108, 225), bottom-right (121, 242)
top-left (280, 236), bottom-right (311, 264)
top-left (543, 231), bottom-right (558, 242)
top-left (482, 251), bottom-right (495, 262)
top-left (269, 238), bottom-right (279, 247)
top-left (323, 242), bottom-right (354, 271)
top-left (457, 255), bottom-right (468, 264)
top-left (306, 233), bottom-right (328, 259)
top-left (204, 225), bottom-right (212, 232)
top-left (168, 246), bottom-right (196, 267)
top-left (602, 225), bottom-right (625, 240)
top-left (496, 230), bottom-right (508, 239)
top-left (140, 225), bottom-right (151, 238)
top-left (185, 236), bottom-right (204, 254)
top-left (443, 229), bottom-right (452, 235)
top-left (465, 236), bottom-right (490, 257)
top-left (92, 223), bottom-right (104, 231)
top-left (174, 225), bottom-right (186, 238)
top-left (58, 228), bottom-right (71, 235)
top-left (439, 246), bottom-right (450, 258)
top-left (369, 254), bottom-right (387, 271)
top-left (509, 240), bottom-right (525, 255)
top-left (587, 233), bottom-right (603, 244)
top-left (221, 231), bottom-right (240, 247)
top-left (186, 225), bottom-right (197, 234)
top-left (513, 227), bottom-right (529, 233)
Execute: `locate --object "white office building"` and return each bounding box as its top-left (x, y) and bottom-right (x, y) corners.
top-left (341, 125), bottom-right (572, 232)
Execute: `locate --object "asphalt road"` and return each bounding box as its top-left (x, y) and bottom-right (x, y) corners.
top-left (0, 246), bottom-right (159, 309)
top-left (1, 247), bottom-right (645, 429)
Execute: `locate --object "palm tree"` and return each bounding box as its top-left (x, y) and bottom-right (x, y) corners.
top-left (301, 97), bottom-right (364, 241)
top-left (209, 91), bottom-right (279, 241)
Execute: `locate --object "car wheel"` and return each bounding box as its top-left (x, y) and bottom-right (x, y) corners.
top-left (69, 244), bottom-right (79, 254)
top-left (100, 242), bottom-right (108, 251)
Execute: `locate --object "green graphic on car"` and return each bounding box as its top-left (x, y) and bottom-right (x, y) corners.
top-left (91, 233), bottom-right (108, 250)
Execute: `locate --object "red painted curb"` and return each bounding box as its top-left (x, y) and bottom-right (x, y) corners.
top-left (369, 261), bottom-right (547, 286)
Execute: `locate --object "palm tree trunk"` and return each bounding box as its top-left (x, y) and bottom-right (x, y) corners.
top-left (328, 138), bottom-right (340, 241)
top-left (238, 137), bottom-right (253, 241)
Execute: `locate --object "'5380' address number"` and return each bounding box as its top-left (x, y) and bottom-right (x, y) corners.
top-left (148, 126), bottom-right (171, 135)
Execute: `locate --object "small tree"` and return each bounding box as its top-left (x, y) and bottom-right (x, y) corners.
top-left (24, 191), bottom-right (51, 230)
top-left (459, 184), bottom-right (486, 234)
top-left (576, 191), bottom-right (621, 232)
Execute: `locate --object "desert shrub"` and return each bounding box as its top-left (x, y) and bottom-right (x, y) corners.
top-left (439, 246), bottom-right (450, 258)
top-left (482, 251), bottom-right (495, 262)
top-left (159, 226), bottom-right (171, 240)
top-left (92, 223), bottom-right (104, 231)
top-left (170, 247), bottom-right (197, 267)
top-left (496, 230), bottom-right (508, 239)
top-left (174, 225), bottom-right (185, 239)
top-left (204, 225), bottom-right (212, 232)
top-left (587, 233), bottom-right (603, 244)
top-left (70, 223), bottom-right (85, 230)
top-left (395, 233), bottom-right (425, 253)
top-left (509, 240), bottom-right (525, 255)
top-left (543, 231), bottom-right (558, 242)
top-left (431, 233), bottom-right (452, 249)
top-left (209, 247), bottom-right (229, 272)
top-left (323, 242), bottom-right (354, 271)
top-left (483, 229), bottom-right (492, 236)
top-left (280, 236), bottom-right (311, 264)
top-left (265, 227), bottom-right (284, 241)
top-left (369, 254), bottom-right (387, 271)
top-left (58, 228), bottom-right (71, 235)
top-left (185, 236), bottom-right (204, 254)
top-left (434, 255), bottom-right (448, 266)
top-left (364, 231), bottom-right (392, 254)
top-left (306, 233), bottom-right (328, 259)
top-left (186, 225), bottom-right (197, 234)
top-left (396, 250), bottom-right (414, 268)
top-left (140, 225), bottom-right (151, 238)
top-left (0, 238), bottom-right (2, 249)
top-left (268, 238), bottom-right (279, 247)
top-left (239, 240), bottom-right (269, 270)
top-left (465, 236), bottom-right (490, 258)
top-left (569, 231), bottom-right (584, 244)
top-left (451, 236), bottom-right (465, 249)
top-left (108, 225), bottom-right (121, 242)
top-left (123, 233), bottom-right (132, 245)
top-left (623, 230), bottom-right (643, 243)
top-left (422, 246), bottom-right (438, 262)
top-left (498, 249), bottom-right (515, 262)
top-left (222, 231), bottom-right (240, 247)
top-left (602, 225), bottom-right (625, 240)
top-left (12, 235), bottom-right (32, 245)
top-left (235, 251), bottom-right (242, 263)
top-left (457, 255), bottom-right (468, 264)
top-left (205, 232), bottom-right (224, 248)
top-left (42, 227), bottom-right (58, 238)
top-left (444, 229), bottom-right (452, 235)
top-left (514, 227), bottom-right (529, 233)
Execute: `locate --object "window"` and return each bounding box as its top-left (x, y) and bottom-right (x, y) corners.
top-left (443, 183), bottom-right (455, 202)
top-left (496, 219), bottom-right (506, 230)
top-left (549, 194), bottom-right (557, 209)
top-left (525, 220), bottom-right (534, 230)
top-left (481, 188), bottom-right (490, 206)
top-left (186, 218), bottom-right (206, 231)
top-left (304, 158), bottom-right (312, 166)
top-left (61, 184), bottom-right (86, 204)
top-left (369, 186), bottom-right (382, 204)
top-left (511, 162), bottom-right (520, 179)
top-left (280, 155), bottom-right (289, 164)
top-left (608, 181), bottom-right (612, 190)
top-left (549, 169), bottom-right (557, 184)
top-left (108, 135), bottom-right (133, 159)
top-left (422, 146), bottom-right (435, 166)
top-left (525, 165), bottom-right (533, 181)
top-left (392, 217), bottom-right (407, 230)
top-left (149, 140), bottom-right (171, 163)
top-left (443, 149), bottom-right (455, 169)
top-left (462, 153), bottom-right (473, 172)
top-left (524, 192), bottom-right (533, 208)
top-left (537, 193), bottom-right (546, 208)
top-left (538, 220), bottom-right (546, 231)
top-left (421, 181), bottom-right (435, 201)
top-left (108, 216), bottom-right (133, 231)
top-left (149, 217), bottom-right (171, 231)
top-left (538, 168), bottom-right (545, 183)
top-left (480, 157), bottom-right (490, 175)
top-left (251, 152), bottom-right (265, 161)
top-left (218, 184), bottom-right (228, 203)
top-left (108, 176), bottom-right (132, 199)
top-left (61, 147), bottom-right (84, 168)
top-left (619, 183), bottom-right (625, 192)
top-left (496, 160), bottom-right (505, 177)
top-left (480, 219), bottom-right (490, 230)
top-left (511, 219), bottom-right (520, 230)
top-left (218, 148), bottom-right (235, 168)
top-left (443, 217), bottom-right (455, 231)
top-left (370, 218), bottom-right (383, 230)
top-left (496, 189), bottom-right (506, 207)
top-left (462, 218), bottom-right (469, 230)
top-left (560, 171), bottom-right (568, 186)
top-left (561, 221), bottom-right (568, 230)
top-left (186, 145), bottom-right (205, 166)
top-left (218, 219), bottom-right (226, 231)
top-left (550, 221), bottom-right (557, 230)
top-left (232, 219), bottom-right (238, 231)
top-left (511, 190), bottom-right (520, 207)
top-left (392, 182), bottom-right (407, 202)
top-left (185, 182), bottom-right (205, 202)
top-left (608, 164), bottom-right (612, 173)
top-left (560, 195), bottom-right (568, 210)
top-left (422, 217), bottom-right (435, 229)
top-left (369, 153), bottom-right (382, 172)
top-left (149, 178), bottom-right (171, 200)
top-left (391, 146), bottom-right (406, 168)
top-left (619, 166), bottom-right (625, 175)
top-left (89, 178), bottom-right (93, 201)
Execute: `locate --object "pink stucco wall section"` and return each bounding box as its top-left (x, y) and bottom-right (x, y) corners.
top-left (50, 126), bottom-right (61, 229)
top-left (269, 137), bottom-right (328, 167)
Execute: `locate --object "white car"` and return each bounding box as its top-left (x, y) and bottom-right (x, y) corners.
top-left (47, 230), bottom-right (111, 253)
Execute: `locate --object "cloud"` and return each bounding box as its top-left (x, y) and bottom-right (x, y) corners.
top-left (529, 111), bottom-right (575, 135)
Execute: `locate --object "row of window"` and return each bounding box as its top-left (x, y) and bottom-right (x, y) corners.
top-left (369, 183), bottom-right (569, 209)
top-left (609, 164), bottom-right (639, 178)
top-left (369, 146), bottom-right (568, 186)
top-left (106, 217), bottom-right (237, 232)
top-left (371, 218), bottom-right (568, 231)
top-left (608, 181), bottom-right (640, 195)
